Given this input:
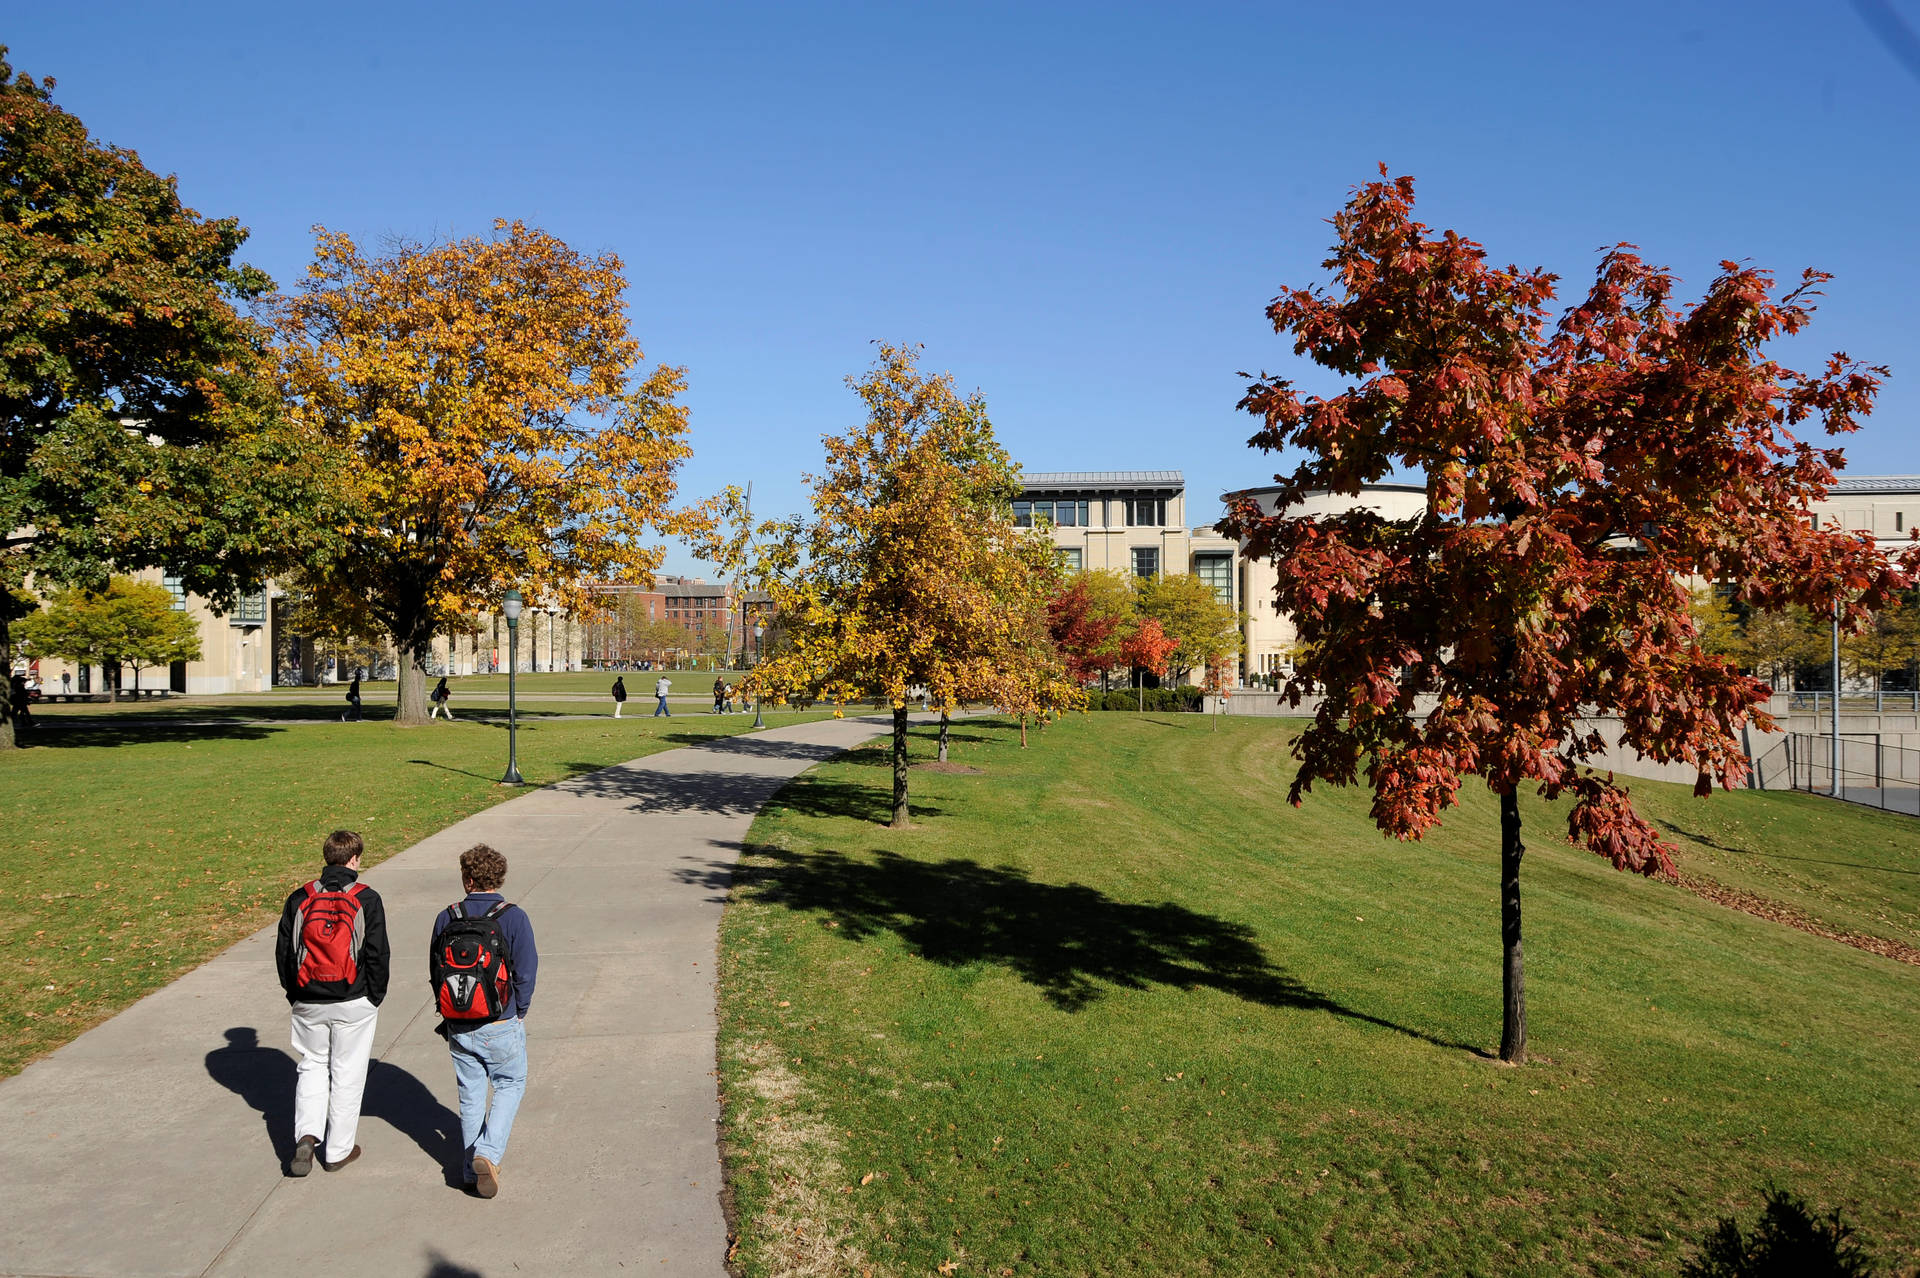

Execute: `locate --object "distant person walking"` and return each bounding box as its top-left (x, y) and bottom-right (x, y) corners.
top-left (430, 844), bottom-right (538, 1200)
top-left (712, 676), bottom-right (726, 713)
top-left (342, 675), bottom-right (362, 722)
top-left (276, 829), bottom-right (390, 1176)
top-left (653, 674), bottom-right (672, 717)
top-left (610, 675), bottom-right (627, 718)
top-left (430, 677), bottom-right (454, 720)
top-left (724, 682), bottom-right (738, 713)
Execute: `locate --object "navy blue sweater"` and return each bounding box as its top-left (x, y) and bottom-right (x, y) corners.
top-left (429, 892), bottom-right (538, 1021)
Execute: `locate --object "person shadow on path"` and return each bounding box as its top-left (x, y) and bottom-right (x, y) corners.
top-left (206, 1027), bottom-right (466, 1185)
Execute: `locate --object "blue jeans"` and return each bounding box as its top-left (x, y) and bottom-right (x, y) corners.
top-left (653, 695), bottom-right (670, 716)
top-left (448, 1016), bottom-right (527, 1175)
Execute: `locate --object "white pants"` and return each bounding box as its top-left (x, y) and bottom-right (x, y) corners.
top-left (430, 702), bottom-right (453, 719)
top-left (290, 996), bottom-right (378, 1164)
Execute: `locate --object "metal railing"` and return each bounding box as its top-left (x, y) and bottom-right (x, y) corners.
top-left (1787, 733), bottom-right (1920, 816)
top-left (1785, 690), bottom-right (1920, 714)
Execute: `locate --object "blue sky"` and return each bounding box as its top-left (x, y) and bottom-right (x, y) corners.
top-left (10, 1), bottom-right (1919, 577)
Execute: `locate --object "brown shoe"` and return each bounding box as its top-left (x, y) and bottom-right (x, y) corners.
top-left (472, 1155), bottom-right (499, 1199)
top-left (319, 1145), bottom-right (361, 1172)
top-left (290, 1135), bottom-right (318, 1177)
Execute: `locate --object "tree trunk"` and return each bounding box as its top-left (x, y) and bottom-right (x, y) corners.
top-left (1019, 713), bottom-right (1028, 748)
top-left (938, 712), bottom-right (950, 763)
top-left (395, 633), bottom-right (431, 725)
top-left (0, 614), bottom-right (14, 750)
top-left (1499, 788), bottom-right (1527, 1064)
top-left (890, 705), bottom-right (910, 829)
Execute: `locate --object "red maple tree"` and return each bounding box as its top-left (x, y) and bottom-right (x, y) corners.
top-left (1047, 575), bottom-right (1124, 683)
top-left (1221, 170), bottom-right (1911, 1062)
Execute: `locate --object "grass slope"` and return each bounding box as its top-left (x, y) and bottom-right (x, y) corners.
top-left (0, 704), bottom-right (825, 1076)
top-left (718, 714), bottom-right (1920, 1277)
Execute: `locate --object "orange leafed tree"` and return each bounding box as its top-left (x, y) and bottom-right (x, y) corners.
top-left (275, 221), bottom-right (700, 723)
top-left (745, 344), bottom-right (1031, 826)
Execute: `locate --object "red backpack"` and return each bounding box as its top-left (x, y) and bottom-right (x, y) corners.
top-left (431, 901), bottom-right (515, 1024)
top-left (291, 881), bottom-right (370, 996)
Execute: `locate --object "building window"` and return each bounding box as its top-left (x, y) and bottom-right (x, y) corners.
top-left (1194, 553), bottom-right (1232, 604)
top-left (1058, 548), bottom-right (1082, 572)
top-left (1900, 511), bottom-right (1906, 532)
top-left (1013, 501), bottom-right (1032, 528)
top-left (1132, 547), bottom-right (1159, 578)
top-left (229, 590), bottom-right (267, 627)
top-left (161, 575), bottom-right (187, 611)
top-left (1051, 499), bottom-right (1088, 527)
top-left (1031, 499), bottom-right (1054, 525)
top-left (1124, 498), bottom-right (1166, 527)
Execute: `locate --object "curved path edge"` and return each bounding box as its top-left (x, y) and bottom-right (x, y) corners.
top-left (0, 713), bottom-right (905, 1278)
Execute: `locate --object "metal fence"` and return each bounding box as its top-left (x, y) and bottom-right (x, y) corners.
top-left (1787, 733), bottom-right (1920, 816)
top-left (1785, 690), bottom-right (1920, 714)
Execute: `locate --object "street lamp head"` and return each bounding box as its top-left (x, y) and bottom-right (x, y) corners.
top-left (502, 589), bottom-right (523, 627)
top-left (754, 624), bottom-right (764, 640)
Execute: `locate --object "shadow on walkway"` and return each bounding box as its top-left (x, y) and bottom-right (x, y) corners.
top-left (555, 765), bottom-right (943, 825)
top-left (205, 1028), bottom-right (465, 1183)
top-left (709, 847), bottom-right (1473, 1051)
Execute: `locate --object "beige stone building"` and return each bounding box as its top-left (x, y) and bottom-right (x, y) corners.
top-left (26, 570), bottom-right (274, 696)
top-left (1225, 483), bottom-right (1430, 686)
top-left (1016, 470), bottom-right (1242, 681)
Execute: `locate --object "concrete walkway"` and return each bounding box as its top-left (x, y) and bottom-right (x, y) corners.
top-left (0, 714), bottom-right (903, 1278)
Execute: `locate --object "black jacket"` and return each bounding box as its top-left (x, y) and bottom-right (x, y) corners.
top-left (275, 864), bottom-right (390, 1006)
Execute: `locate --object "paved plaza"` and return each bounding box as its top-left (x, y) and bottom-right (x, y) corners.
top-left (0, 714), bottom-right (904, 1278)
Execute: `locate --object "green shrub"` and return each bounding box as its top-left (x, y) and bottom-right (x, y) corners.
top-left (1085, 686), bottom-right (1204, 712)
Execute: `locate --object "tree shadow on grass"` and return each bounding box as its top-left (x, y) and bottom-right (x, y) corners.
top-left (709, 847), bottom-right (1473, 1049)
top-left (205, 1027), bottom-right (465, 1184)
top-left (27, 719), bottom-right (281, 747)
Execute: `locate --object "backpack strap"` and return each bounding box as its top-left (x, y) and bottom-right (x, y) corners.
top-left (448, 901), bottom-right (468, 921)
top-left (302, 880), bottom-right (322, 901)
top-left (482, 900), bottom-right (512, 920)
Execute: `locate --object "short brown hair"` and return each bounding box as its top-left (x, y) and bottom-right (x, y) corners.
top-left (460, 844), bottom-right (508, 891)
top-left (323, 830), bottom-right (364, 866)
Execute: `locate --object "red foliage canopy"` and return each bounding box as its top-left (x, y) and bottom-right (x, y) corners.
top-left (1221, 169), bottom-right (1911, 877)
top-left (1046, 575), bottom-right (1122, 682)
top-left (1117, 616), bottom-right (1176, 679)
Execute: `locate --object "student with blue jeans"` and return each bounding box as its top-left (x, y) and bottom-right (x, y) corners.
top-left (431, 844), bottom-right (538, 1199)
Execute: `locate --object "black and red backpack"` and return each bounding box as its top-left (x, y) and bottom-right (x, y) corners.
top-left (431, 901), bottom-right (515, 1025)
top-left (290, 881), bottom-right (370, 998)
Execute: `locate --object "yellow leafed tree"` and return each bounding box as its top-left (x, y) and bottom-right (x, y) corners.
top-left (743, 344), bottom-right (1039, 826)
top-left (275, 221), bottom-right (701, 723)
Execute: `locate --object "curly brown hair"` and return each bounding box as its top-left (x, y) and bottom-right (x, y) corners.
top-left (459, 843), bottom-right (508, 892)
top-left (322, 830), bottom-right (364, 866)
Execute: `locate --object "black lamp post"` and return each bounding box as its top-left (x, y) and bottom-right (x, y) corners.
top-left (751, 624), bottom-right (765, 729)
top-left (501, 589), bottom-right (524, 785)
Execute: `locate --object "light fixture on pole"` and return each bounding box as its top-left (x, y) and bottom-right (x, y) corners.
top-left (751, 624), bottom-right (765, 729)
top-left (501, 589), bottom-right (524, 786)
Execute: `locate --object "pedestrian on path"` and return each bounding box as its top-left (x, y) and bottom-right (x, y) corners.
top-left (341, 675), bottom-right (362, 722)
top-left (712, 675), bottom-right (726, 713)
top-left (611, 675), bottom-right (627, 718)
top-left (9, 674), bottom-right (31, 737)
top-left (654, 674), bottom-right (672, 717)
top-left (275, 829), bottom-right (390, 1176)
top-left (429, 676), bottom-right (455, 720)
top-left (430, 844), bottom-right (538, 1200)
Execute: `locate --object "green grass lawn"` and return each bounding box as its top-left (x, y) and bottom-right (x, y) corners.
top-left (0, 701), bottom-right (826, 1076)
top-left (717, 713), bottom-right (1920, 1277)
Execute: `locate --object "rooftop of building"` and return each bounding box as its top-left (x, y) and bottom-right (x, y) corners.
top-left (1826, 475), bottom-right (1920, 495)
top-left (1020, 470), bottom-right (1184, 491)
